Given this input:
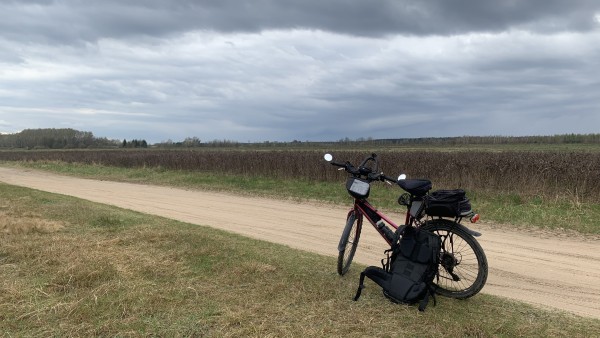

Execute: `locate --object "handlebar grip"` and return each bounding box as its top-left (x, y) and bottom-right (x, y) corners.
top-left (330, 161), bottom-right (345, 167)
top-left (382, 174), bottom-right (397, 183)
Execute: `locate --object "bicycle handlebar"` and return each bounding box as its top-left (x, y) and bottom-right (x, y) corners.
top-left (329, 161), bottom-right (346, 168)
top-left (381, 174), bottom-right (397, 183)
top-left (328, 153), bottom-right (397, 184)
top-left (330, 161), bottom-right (361, 176)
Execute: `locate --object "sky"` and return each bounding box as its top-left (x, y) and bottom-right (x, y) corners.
top-left (1, 0), bottom-right (600, 143)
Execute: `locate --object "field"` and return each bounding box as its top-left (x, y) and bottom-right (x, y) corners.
top-left (1, 183), bottom-right (599, 336)
top-left (2, 148), bottom-right (600, 201)
top-left (1, 147), bottom-right (600, 234)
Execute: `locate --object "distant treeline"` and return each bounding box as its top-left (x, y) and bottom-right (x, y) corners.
top-left (122, 139), bottom-right (149, 148)
top-left (371, 134), bottom-right (600, 145)
top-left (0, 129), bottom-right (118, 149)
top-left (2, 128), bottom-right (600, 149)
top-left (0, 129), bottom-right (150, 149)
top-left (156, 134), bottom-right (600, 148)
top-left (302, 134), bottom-right (600, 147)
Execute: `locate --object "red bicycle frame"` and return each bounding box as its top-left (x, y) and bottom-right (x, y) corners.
top-left (352, 198), bottom-right (403, 246)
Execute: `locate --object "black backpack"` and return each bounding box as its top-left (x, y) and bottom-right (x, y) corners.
top-left (353, 226), bottom-right (441, 311)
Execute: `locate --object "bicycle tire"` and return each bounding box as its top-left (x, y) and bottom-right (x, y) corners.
top-left (337, 211), bottom-right (362, 275)
top-left (421, 219), bottom-right (488, 299)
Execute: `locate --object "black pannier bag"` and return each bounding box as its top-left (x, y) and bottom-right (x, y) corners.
top-left (425, 189), bottom-right (472, 217)
top-left (346, 178), bottom-right (370, 199)
top-left (353, 226), bottom-right (441, 311)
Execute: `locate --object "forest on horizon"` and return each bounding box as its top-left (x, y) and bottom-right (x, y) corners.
top-left (2, 128), bottom-right (600, 150)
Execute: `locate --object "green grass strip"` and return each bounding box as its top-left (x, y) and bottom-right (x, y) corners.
top-left (1, 183), bottom-right (599, 336)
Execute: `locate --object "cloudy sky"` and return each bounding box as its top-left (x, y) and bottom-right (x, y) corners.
top-left (1, 0), bottom-right (599, 143)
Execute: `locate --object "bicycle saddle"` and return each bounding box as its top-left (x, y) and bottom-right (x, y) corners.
top-left (397, 179), bottom-right (432, 197)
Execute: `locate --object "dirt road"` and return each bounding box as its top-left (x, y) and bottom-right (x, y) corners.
top-left (1, 167), bottom-right (599, 319)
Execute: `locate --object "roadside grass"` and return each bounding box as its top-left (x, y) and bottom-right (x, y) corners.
top-left (4, 161), bottom-right (600, 235)
top-left (1, 183), bottom-right (599, 337)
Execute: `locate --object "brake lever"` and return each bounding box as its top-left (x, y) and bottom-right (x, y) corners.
top-left (384, 175), bottom-right (392, 185)
top-left (379, 172), bottom-right (392, 185)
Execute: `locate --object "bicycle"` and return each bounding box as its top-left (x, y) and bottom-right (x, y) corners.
top-left (325, 152), bottom-right (488, 299)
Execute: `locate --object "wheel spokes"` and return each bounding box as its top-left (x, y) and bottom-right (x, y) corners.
top-left (434, 230), bottom-right (478, 291)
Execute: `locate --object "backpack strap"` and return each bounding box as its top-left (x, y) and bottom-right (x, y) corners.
top-left (382, 225), bottom-right (408, 272)
top-left (418, 284), bottom-right (437, 311)
top-left (418, 292), bottom-right (429, 311)
top-left (428, 234), bottom-right (439, 265)
top-left (418, 232), bottom-right (440, 312)
top-left (394, 224), bottom-right (408, 240)
top-left (354, 271), bottom-right (366, 301)
top-left (354, 266), bottom-right (390, 301)
top-left (382, 249), bottom-right (392, 271)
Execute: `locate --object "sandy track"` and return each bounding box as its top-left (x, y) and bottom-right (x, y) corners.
top-left (1, 167), bottom-right (599, 319)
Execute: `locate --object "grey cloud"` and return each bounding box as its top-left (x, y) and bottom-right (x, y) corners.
top-left (432, 0), bottom-right (600, 33)
top-left (2, 0), bottom-right (599, 45)
top-left (2, 3), bottom-right (600, 143)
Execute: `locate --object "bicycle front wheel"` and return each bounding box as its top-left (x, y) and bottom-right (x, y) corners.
top-left (337, 211), bottom-right (362, 275)
top-left (421, 219), bottom-right (488, 299)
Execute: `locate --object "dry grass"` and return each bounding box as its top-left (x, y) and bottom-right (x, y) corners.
top-left (0, 211), bottom-right (64, 235)
top-left (3, 148), bottom-right (600, 203)
top-left (1, 183), bottom-right (599, 337)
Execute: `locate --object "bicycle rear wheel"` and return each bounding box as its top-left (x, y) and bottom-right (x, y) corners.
top-left (421, 219), bottom-right (488, 299)
top-left (337, 211), bottom-right (362, 275)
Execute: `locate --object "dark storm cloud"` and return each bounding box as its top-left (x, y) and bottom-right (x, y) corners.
top-left (2, 0), bottom-right (599, 44)
top-left (2, 1), bottom-right (600, 142)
